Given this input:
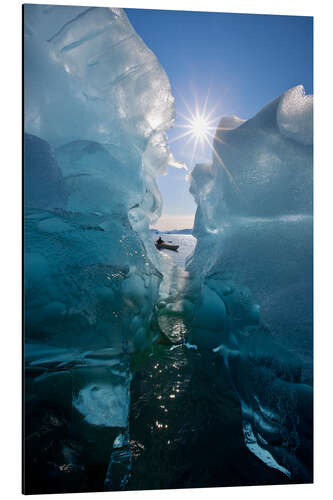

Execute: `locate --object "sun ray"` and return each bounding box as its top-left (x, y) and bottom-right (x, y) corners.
top-left (202, 87), bottom-right (210, 117)
top-left (176, 92), bottom-right (197, 122)
top-left (207, 132), bottom-right (226, 146)
top-left (202, 135), bottom-right (239, 192)
top-left (168, 129), bottom-right (193, 144)
top-left (176, 110), bottom-right (196, 124)
top-left (168, 90), bottom-right (236, 175)
top-left (190, 135), bottom-right (200, 166)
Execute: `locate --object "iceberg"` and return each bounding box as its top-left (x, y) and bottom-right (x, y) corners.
top-left (24, 5), bottom-right (176, 493)
top-left (24, 5), bottom-right (175, 354)
top-left (187, 86), bottom-right (313, 480)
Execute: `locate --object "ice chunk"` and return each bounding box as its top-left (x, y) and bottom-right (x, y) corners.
top-left (24, 134), bottom-right (67, 209)
top-left (187, 87), bottom-right (313, 480)
top-left (192, 285), bottom-right (226, 332)
top-left (24, 5), bottom-right (175, 354)
top-left (188, 215), bottom-right (313, 379)
top-left (73, 382), bottom-right (130, 427)
top-left (104, 430), bottom-right (132, 490)
top-left (188, 86), bottom-right (313, 375)
top-left (189, 85), bottom-right (313, 221)
top-left (55, 140), bottom-right (140, 215)
top-left (218, 115), bottom-right (245, 130)
top-left (243, 421), bottom-right (291, 477)
top-left (277, 85), bottom-right (313, 146)
top-left (24, 6), bottom-right (174, 151)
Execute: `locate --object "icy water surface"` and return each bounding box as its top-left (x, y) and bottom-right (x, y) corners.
top-left (127, 344), bottom-right (292, 490)
top-left (25, 343), bottom-right (292, 493)
top-left (25, 233), bottom-right (312, 493)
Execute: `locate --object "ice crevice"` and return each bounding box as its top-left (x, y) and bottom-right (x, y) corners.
top-left (24, 4), bottom-right (313, 490)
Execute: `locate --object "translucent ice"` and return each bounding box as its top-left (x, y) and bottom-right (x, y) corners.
top-left (24, 6), bottom-right (174, 150)
top-left (24, 8), bottom-right (175, 479)
top-left (188, 86), bottom-right (313, 375)
top-left (189, 85), bottom-right (312, 224)
top-left (73, 382), bottom-right (130, 427)
top-left (24, 6), bottom-right (175, 354)
top-left (277, 85), bottom-right (313, 146)
top-left (187, 87), bottom-right (313, 480)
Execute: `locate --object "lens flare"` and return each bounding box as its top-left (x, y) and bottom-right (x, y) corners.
top-left (169, 92), bottom-right (239, 191)
top-left (189, 114), bottom-right (210, 139)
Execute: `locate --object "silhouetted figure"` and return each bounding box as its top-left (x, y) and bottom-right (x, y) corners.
top-left (156, 236), bottom-right (164, 245)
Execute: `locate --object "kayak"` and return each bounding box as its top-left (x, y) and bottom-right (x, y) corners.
top-left (155, 243), bottom-right (179, 252)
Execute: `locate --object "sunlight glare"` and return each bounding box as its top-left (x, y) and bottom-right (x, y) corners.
top-left (169, 92), bottom-right (239, 191)
top-left (190, 114), bottom-right (210, 139)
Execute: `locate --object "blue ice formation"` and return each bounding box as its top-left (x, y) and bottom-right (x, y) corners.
top-left (24, 6), bottom-right (175, 446)
top-left (187, 86), bottom-right (313, 480)
top-left (24, 6), bottom-right (174, 356)
top-left (188, 85), bottom-right (313, 376)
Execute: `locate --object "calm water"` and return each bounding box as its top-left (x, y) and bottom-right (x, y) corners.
top-left (152, 234), bottom-right (196, 267)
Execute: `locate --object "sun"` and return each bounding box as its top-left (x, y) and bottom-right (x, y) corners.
top-left (189, 114), bottom-right (210, 139)
top-left (168, 92), bottom-right (239, 190)
top-left (168, 95), bottom-right (220, 161)
top-left (177, 106), bottom-right (217, 145)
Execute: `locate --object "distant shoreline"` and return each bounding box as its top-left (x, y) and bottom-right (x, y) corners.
top-left (150, 228), bottom-right (192, 235)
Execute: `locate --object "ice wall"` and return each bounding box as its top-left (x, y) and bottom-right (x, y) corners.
top-left (187, 86), bottom-right (313, 480)
top-left (24, 5), bottom-right (175, 355)
top-left (188, 85), bottom-right (313, 375)
top-left (24, 8), bottom-right (178, 489)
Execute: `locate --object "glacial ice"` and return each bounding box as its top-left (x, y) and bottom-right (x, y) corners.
top-left (277, 86), bottom-right (313, 146)
top-left (24, 6), bottom-right (175, 490)
top-left (24, 6), bottom-right (174, 150)
top-left (24, 5), bottom-right (174, 355)
top-left (73, 382), bottom-right (130, 427)
top-left (188, 85), bottom-right (313, 374)
top-left (187, 86), bottom-right (313, 480)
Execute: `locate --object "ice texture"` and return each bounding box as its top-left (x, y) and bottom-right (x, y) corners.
top-left (24, 8), bottom-right (175, 489)
top-left (187, 87), bottom-right (313, 480)
top-left (190, 85), bottom-right (312, 222)
top-left (24, 133), bottom-right (67, 209)
top-left (73, 382), bottom-right (130, 427)
top-left (188, 86), bottom-right (313, 371)
top-left (24, 6), bottom-right (174, 150)
top-left (277, 85), bottom-right (313, 146)
top-left (24, 5), bottom-right (175, 354)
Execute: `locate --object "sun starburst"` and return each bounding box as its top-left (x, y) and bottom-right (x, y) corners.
top-left (169, 92), bottom-right (238, 190)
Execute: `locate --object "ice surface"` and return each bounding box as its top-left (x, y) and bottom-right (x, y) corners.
top-left (73, 382), bottom-right (130, 427)
top-left (188, 86), bottom-right (313, 373)
top-left (187, 87), bottom-right (313, 480)
top-left (24, 9), bottom-right (175, 485)
top-left (24, 6), bottom-right (174, 150)
top-left (277, 85), bottom-right (313, 146)
top-left (190, 86), bottom-right (312, 223)
top-left (24, 5), bottom-right (175, 355)
top-left (24, 134), bottom-right (67, 209)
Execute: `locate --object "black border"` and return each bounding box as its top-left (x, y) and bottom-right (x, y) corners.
top-left (22, 3), bottom-right (25, 494)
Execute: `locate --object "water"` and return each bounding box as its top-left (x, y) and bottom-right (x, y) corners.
top-left (152, 233), bottom-right (196, 268)
top-left (25, 231), bottom-right (311, 493)
top-left (127, 344), bottom-right (291, 490)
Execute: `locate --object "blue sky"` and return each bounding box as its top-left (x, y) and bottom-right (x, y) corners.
top-left (125, 8), bottom-right (313, 230)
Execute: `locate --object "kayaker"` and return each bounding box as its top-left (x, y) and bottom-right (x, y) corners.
top-left (156, 236), bottom-right (164, 245)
